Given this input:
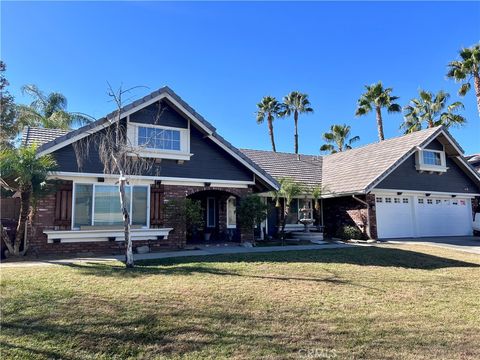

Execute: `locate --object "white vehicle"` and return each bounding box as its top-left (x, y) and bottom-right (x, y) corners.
top-left (474, 213), bottom-right (480, 235)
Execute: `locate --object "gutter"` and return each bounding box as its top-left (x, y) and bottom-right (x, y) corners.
top-left (352, 195), bottom-right (372, 239)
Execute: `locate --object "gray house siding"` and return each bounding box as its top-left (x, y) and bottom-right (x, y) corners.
top-left (50, 103), bottom-right (254, 182)
top-left (425, 139), bottom-right (444, 151)
top-left (129, 102), bottom-right (188, 128)
top-left (375, 152), bottom-right (480, 194)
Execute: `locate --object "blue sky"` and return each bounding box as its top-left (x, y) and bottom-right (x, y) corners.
top-left (2, 1), bottom-right (479, 154)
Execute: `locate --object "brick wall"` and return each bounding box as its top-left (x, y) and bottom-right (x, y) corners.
top-left (323, 194), bottom-right (377, 239)
top-left (28, 181), bottom-right (254, 256)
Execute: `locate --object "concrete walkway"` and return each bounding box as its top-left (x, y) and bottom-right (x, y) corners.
top-left (0, 242), bottom-right (350, 268)
top-left (383, 236), bottom-right (480, 255)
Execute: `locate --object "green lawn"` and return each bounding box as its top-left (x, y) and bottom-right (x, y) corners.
top-left (1, 245), bottom-right (479, 359)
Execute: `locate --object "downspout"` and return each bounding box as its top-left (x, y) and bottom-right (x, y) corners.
top-left (352, 195), bottom-right (371, 239)
top-left (320, 198), bottom-right (324, 228)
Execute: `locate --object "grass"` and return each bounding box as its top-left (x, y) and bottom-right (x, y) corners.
top-left (1, 244), bottom-right (480, 359)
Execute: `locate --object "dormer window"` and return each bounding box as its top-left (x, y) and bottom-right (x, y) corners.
top-left (416, 149), bottom-right (447, 173)
top-left (423, 150), bottom-right (442, 166)
top-left (127, 123), bottom-right (191, 161)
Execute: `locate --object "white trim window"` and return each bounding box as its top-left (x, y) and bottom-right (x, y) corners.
top-left (127, 123), bottom-right (191, 160)
top-left (416, 149), bottom-right (447, 172)
top-left (138, 127), bottom-right (181, 151)
top-left (226, 196), bottom-right (237, 229)
top-left (73, 183), bottom-right (149, 230)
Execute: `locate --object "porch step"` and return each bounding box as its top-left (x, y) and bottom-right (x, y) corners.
top-left (290, 231), bottom-right (324, 242)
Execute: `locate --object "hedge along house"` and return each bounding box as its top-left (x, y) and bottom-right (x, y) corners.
top-left (241, 126), bottom-right (480, 239)
top-left (24, 87), bottom-right (278, 255)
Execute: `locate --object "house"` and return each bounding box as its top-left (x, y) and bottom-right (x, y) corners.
top-left (466, 154), bottom-right (480, 173)
top-left (242, 128), bottom-right (480, 239)
top-left (23, 87), bottom-right (480, 255)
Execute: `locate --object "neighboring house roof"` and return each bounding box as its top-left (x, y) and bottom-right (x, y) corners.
top-left (466, 154), bottom-right (480, 173)
top-left (28, 86), bottom-right (279, 190)
top-left (22, 127), bottom-right (69, 147)
top-left (239, 149), bottom-right (322, 188)
top-left (242, 126), bottom-right (479, 196)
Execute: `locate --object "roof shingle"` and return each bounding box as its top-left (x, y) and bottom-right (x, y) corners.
top-left (22, 127), bottom-right (70, 147)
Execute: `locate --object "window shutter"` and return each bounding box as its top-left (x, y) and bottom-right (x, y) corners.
top-left (150, 185), bottom-right (163, 227)
top-left (54, 183), bottom-right (72, 227)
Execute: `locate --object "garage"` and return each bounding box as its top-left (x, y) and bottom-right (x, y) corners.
top-left (375, 194), bottom-right (473, 239)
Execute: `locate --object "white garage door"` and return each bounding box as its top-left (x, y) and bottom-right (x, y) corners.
top-left (376, 196), bottom-right (415, 238)
top-left (416, 197), bottom-right (472, 237)
top-left (375, 195), bottom-right (473, 239)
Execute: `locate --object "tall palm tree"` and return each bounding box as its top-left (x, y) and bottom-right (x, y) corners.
top-left (256, 96), bottom-right (283, 152)
top-left (16, 84), bottom-right (94, 130)
top-left (401, 90), bottom-right (466, 134)
top-left (320, 124), bottom-right (360, 154)
top-left (0, 145), bottom-right (56, 256)
top-left (355, 82), bottom-right (401, 141)
top-left (446, 43), bottom-right (480, 116)
top-left (280, 91), bottom-right (314, 154)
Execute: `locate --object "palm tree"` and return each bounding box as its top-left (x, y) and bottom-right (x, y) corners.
top-left (16, 84), bottom-right (94, 130)
top-left (0, 145), bottom-right (56, 256)
top-left (446, 43), bottom-right (480, 116)
top-left (320, 124), bottom-right (360, 154)
top-left (256, 96), bottom-right (283, 152)
top-left (280, 91), bottom-right (314, 154)
top-left (401, 90), bottom-right (466, 134)
top-left (271, 177), bottom-right (304, 243)
top-left (355, 82), bottom-right (401, 141)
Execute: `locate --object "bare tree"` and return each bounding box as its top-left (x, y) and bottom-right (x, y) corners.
top-left (74, 84), bottom-right (163, 267)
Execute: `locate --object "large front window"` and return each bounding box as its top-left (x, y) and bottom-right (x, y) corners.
top-left (138, 126), bottom-right (181, 151)
top-left (73, 184), bottom-right (148, 229)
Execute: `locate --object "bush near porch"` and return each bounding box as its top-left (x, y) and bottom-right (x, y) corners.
top-left (1, 245), bottom-right (479, 359)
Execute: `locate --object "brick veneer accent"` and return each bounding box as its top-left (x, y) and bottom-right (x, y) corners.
top-left (162, 184), bottom-right (253, 246)
top-left (28, 181), bottom-right (254, 256)
top-left (322, 194), bottom-right (377, 239)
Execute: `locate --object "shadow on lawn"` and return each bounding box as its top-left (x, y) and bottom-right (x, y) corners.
top-left (55, 246), bottom-right (479, 280)
top-left (141, 246), bottom-right (479, 268)
top-left (1, 308), bottom-right (286, 359)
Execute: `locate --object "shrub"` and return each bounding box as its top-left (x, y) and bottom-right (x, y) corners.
top-left (236, 195), bottom-right (268, 229)
top-left (335, 225), bottom-right (364, 240)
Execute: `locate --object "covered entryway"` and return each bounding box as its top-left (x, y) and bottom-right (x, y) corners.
top-left (375, 193), bottom-right (473, 239)
top-left (186, 189), bottom-right (240, 244)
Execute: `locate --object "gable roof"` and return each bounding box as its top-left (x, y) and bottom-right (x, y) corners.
top-left (22, 127), bottom-right (69, 147)
top-left (321, 126), bottom-right (443, 194)
top-left (241, 126), bottom-right (480, 196)
top-left (32, 86), bottom-right (279, 190)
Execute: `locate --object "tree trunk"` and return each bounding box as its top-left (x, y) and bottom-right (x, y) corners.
top-left (474, 69), bottom-right (480, 117)
top-left (375, 106), bottom-right (385, 141)
top-left (13, 189), bottom-right (31, 256)
top-left (21, 205), bottom-right (37, 256)
top-left (1, 223), bottom-right (14, 256)
top-left (294, 111), bottom-right (299, 154)
top-left (267, 115), bottom-right (276, 152)
top-left (281, 200), bottom-right (290, 246)
top-left (119, 176), bottom-right (134, 268)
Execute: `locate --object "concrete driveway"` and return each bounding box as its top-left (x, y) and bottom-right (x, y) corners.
top-left (383, 236), bottom-right (480, 255)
